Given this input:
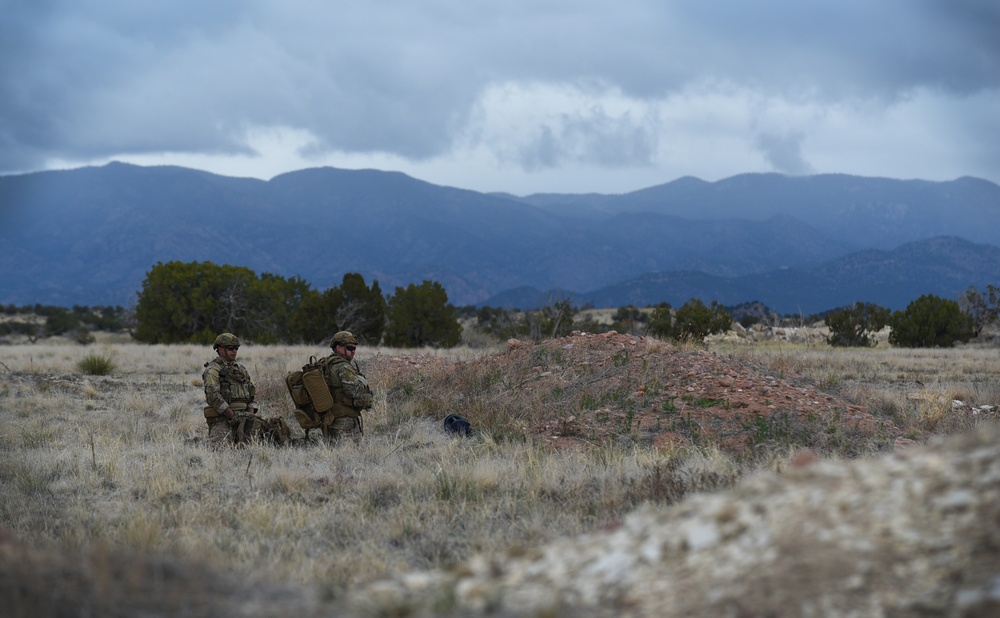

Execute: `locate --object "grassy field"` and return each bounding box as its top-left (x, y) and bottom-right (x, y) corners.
top-left (1, 336), bottom-right (998, 614)
top-left (724, 341), bottom-right (1000, 436)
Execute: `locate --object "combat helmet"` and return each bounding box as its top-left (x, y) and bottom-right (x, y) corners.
top-left (213, 333), bottom-right (241, 350)
top-left (330, 330), bottom-right (358, 348)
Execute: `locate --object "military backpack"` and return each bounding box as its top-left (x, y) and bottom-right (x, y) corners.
top-left (285, 356), bottom-right (336, 438)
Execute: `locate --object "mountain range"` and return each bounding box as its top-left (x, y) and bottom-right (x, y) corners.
top-left (1, 162), bottom-right (999, 315)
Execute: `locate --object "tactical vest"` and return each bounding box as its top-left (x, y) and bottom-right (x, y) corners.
top-left (204, 359), bottom-right (255, 420)
top-left (218, 362), bottom-right (255, 404)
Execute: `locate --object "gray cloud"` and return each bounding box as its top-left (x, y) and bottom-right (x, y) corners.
top-left (515, 108), bottom-right (658, 171)
top-left (666, 0), bottom-right (1000, 98)
top-left (755, 132), bottom-right (814, 176)
top-left (2, 1), bottom-right (998, 189)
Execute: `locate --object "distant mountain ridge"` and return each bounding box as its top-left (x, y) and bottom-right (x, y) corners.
top-left (1, 162), bottom-right (998, 313)
top-left (517, 173), bottom-right (1000, 249)
top-left (488, 236), bottom-right (1000, 315)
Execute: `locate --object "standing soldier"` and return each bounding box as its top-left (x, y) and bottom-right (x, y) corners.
top-left (202, 333), bottom-right (263, 447)
top-left (322, 330), bottom-right (374, 442)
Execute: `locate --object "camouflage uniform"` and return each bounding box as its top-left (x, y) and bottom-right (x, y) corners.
top-left (321, 331), bottom-right (374, 442)
top-left (202, 333), bottom-right (260, 447)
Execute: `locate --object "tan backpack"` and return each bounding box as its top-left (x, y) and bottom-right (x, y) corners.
top-left (285, 356), bottom-right (335, 438)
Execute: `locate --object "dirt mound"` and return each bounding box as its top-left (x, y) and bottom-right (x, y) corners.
top-left (376, 331), bottom-right (901, 456)
top-left (520, 332), bottom-right (900, 454)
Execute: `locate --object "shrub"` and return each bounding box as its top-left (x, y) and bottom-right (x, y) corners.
top-left (888, 294), bottom-right (973, 348)
top-left (77, 353), bottom-right (117, 375)
top-left (825, 302), bottom-right (890, 347)
top-left (647, 302), bottom-right (675, 339)
top-left (674, 298), bottom-right (732, 341)
top-left (385, 280), bottom-right (463, 347)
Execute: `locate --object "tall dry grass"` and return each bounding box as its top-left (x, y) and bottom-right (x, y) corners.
top-left (718, 342), bottom-right (1000, 437)
top-left (1, 339), bottom-right (998, 610)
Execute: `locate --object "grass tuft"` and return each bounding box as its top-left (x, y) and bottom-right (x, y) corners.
top-left (76, 353), bottom-right (117, 375)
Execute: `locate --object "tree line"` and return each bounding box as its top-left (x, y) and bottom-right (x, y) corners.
top-left (133, 262), bottom-right (735, 347)
top-left (822, 285), bottom-right (998, 348)
top-left (1, 303), bottom-right (131, 344)
top-left (134, 261), bottom-right (460, 347)
top-left (469, 298), bottom-right (734, 343)
top-left (4, 261), bottom-right (998, 349)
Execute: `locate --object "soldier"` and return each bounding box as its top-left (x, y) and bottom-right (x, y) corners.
top-left (202, 333), bottom-right (263, 447)
top-left (321, 330), bottom-right (374, 442)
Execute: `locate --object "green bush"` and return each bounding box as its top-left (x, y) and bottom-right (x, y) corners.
top-left (385, 280), bottom-right (462, 347)
top-left (674, 298), bottom-right (732, 341)
top-left (647, 302), bottom-right (675, 339)
top-left (825, 302), bottom-right (890, 347)
top-left (76, 353), bottom-right (117, 376)
top-left (888, 294), bottom-right (973, 348)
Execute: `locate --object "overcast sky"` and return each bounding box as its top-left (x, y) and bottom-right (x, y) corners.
top-left (4, 1), bottom-right (999, 194)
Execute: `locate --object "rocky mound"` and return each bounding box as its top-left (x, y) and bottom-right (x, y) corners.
top-left (395, 331), bottom-right (900, 455)
top-left (358, 424), bottom-right (1000, 616)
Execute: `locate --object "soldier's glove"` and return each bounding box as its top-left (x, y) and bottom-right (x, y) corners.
top-left (223, 408), bottom-right (236, 421)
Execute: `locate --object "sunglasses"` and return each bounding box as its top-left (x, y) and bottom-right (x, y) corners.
top-left (344, 345), bottom-right (357, 351)
top-left (224, 345), bottom-right (240, 351)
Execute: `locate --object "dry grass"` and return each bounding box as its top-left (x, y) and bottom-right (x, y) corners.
top-left (1, 338), bottom-right (998, 615)
top-left (719, 342), bottom-right (1000, 438)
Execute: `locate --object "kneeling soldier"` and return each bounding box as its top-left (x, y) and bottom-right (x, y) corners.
top-left (322, 331), bottom-right (374, 442)
top-left (202, 333), bottom-right (263, 447)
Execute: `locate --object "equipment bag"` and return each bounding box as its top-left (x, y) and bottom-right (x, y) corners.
top-left (285, 356), bottom-right (335, 433)
top-left (232, 414), bottom-right (265, 446)
top-left (231, 414), bottom-right (292, 447)
top-left (262, 417), bottom-right (293, 446)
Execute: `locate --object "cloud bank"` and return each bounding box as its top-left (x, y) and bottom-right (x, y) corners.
top-left (3, 0), bottom-right (998, 193)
